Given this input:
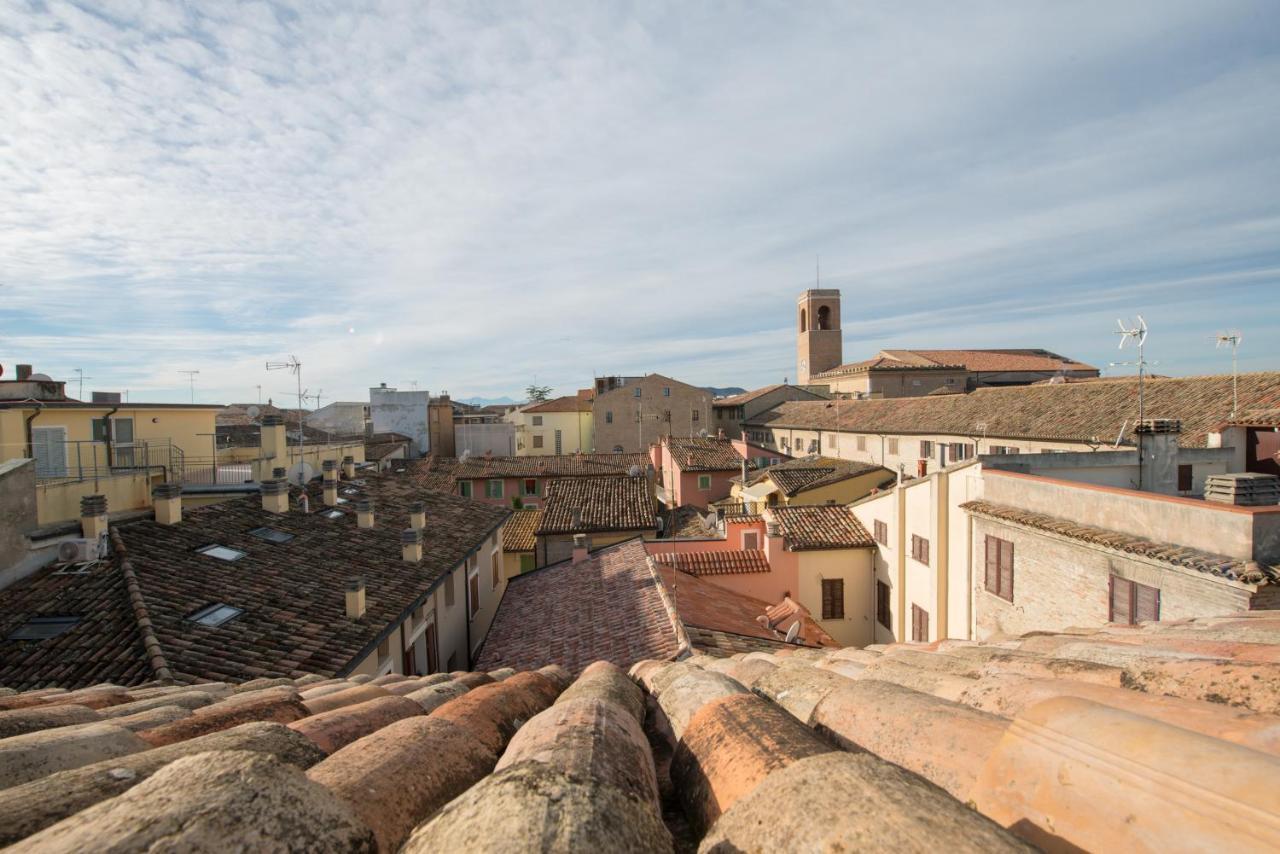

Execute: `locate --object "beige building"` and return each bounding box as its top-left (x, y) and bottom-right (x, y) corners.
top-left (591, 374), bottom-right (712, 454)
top-left (726, 456), bottom-right (893, 515)
top-left (514, 392), bottom-right (593, 455)
top-left (712, 384), bottom-right (827, 439)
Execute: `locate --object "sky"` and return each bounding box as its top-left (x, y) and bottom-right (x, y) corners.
top-left (1, 1), bottom-right (1278, 405)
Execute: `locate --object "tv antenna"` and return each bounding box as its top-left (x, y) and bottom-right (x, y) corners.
top-left (72, 368), bottom-right (92, 400)
top-left (266, 356), bottom-right (305, 463)
top-left (1215, 332), bottom-right (1243, 418)
top-left (404, 380), bottom-right (419, 391)
top-left (255, 384), bottom-right (262, 404)
top-left (308, 388), bottom-right (323, 409)
top-left (178, 370), bottom-right (199, 403)
top-left (1109, 316), bottom-right (1156, 427)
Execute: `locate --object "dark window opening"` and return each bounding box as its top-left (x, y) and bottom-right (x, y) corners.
top-left (8, 615), bottom-right (80, 641)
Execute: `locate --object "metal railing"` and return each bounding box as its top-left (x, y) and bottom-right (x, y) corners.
top-left (178, 456), bottom-right (256, 486)
top-left (33, 439), bottom-right (180, 486)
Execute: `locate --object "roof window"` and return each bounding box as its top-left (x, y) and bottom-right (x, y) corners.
top-left (321, 509), bottom-right (344, 520)
top-left (8, 615), bottom-right (80, 641)
top-left (248, 527), bottom-right (294, 544)
top-left (196, 544), bottom-right (246, 561)
top-left (189, 603), bottom-right (244, 627)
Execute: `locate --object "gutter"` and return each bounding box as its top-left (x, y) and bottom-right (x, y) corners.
top-left (24, 401), bottom-right (43, 459)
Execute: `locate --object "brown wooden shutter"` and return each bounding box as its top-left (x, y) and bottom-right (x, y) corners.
top-left (1110, 577), bottom-right (1131, 624)
top-left (985, 536), bottom-right (998, 592)
top-left (999, 539), bottom-right (1014, 601)
top-left (1135, 582), bottom-right (1160, 623)
top-left (876, 581), bottom-right (891, 630)
top-left (821, 579), bottom-right (845, 620)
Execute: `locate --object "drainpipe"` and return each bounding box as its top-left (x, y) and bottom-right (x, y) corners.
top-left (103, 405), bottom-right (120, 468)
top-left (24, 400), bottom-right (44, 459)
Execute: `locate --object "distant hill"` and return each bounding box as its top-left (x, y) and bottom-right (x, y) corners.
top-left (458, 395), bottom-right (518, 406)
top-left (704, 386), bottom-right (747, 398)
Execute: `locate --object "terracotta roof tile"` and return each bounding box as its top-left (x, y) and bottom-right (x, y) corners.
top-left (767, 506), bottom-right (874, 550)
top-left (523, 395), bottom-right (592, 413)
top-left (501, 509), bottom-right (541, 552)
top-left (440, 453), bottom-right (648, 480)
top-left (652, 550), bottom-right (771, 576)
top-left (665, 437), bottom-right (748, 471)
top-left (537, 477), bottom-right (657, 534)
top-left (749, 371), bottom-right (1280, 448)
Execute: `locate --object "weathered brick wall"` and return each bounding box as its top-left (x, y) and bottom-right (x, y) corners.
top-left (972, 517), bottom-right (1254, 639)
top-left (592, 377), bottom-right (712, 454)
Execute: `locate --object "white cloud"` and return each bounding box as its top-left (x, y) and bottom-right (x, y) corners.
top-left (0, 0), bottom-right (1276, 402)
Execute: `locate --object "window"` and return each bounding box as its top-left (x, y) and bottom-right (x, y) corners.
top-left (532, 415), bottom-right (543, 426)
top-left (321, 509), bottom-right (344, 520)
top-left (485, 479), bottom-right (504, 499)
top-left (7, 615), bottom-right (80, 641)
top-left (633, 387), bottom-right (642, 398)
top-left (887, 438), bottom-right (899, 455)
top-left (910, 534), bottom-right (929, 565)
top-left (189, 603), bottom-right (243, 627)
top-left (197, 544), bottom-right (246, 562)
top-left (949, 442), bottom-right (973, 462)
top-left (605, 411), bottom-right (614, 424)
top-left (984, 535), bottom-right (1014, 602)
top-left (612, 445), bottom-right (625, 453)
top-left (1178, 464), bottom-right (1193, 492)
top-left (874, 519), bottom-right (888, 546)
top-left (468, 571), bottom-right (480, 621)
top-left (742, 530), bottom-right (759, 550)
top-left (445, 572), bottom-right (456, 607)
top-left (698, 474), bottom-right (712, 490)
top-left (920, 440), bottom-right (934, 458)
top-left (248, 527), bottom-right (294, 544)
top-left (876, 581), bottom-right (891, 630)
top-left (770, 457), bottom-right (780, 466)
top-left (523, 479), bottom-right (538, 496)
top-left (532, 435), bottom-right (544, 449)
top-left (491, 552), bottom-right (500, 589)
top-left (662, 409), bottom-right (671, 423)
top-left (692, 409), bottom-right (699, 422)
top-left (856, 436), bottom-right (867, 452)
top-left (663, 387), bottom-right (671, 397)
top-left (821, 578), bottom-right (845, 620)
top-left (459, 481), bottom-right (473, 498)
top-left (1110, 577), bottom-right (1160, 625)
top-left (554, 430), bottom-right (562, 454)
top-left (911, 604), bottom-right (929, 642)
top-left (519, 553), bottom-right (536, 573)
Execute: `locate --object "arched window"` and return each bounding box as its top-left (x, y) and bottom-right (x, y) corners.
top-left (799, 309), bottom-right (807, 333)
top-left (816, 305), bottom-right (831, 330)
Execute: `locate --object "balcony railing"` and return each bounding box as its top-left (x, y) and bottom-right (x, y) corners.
top-left (33, 439), bottom-right (180, 486)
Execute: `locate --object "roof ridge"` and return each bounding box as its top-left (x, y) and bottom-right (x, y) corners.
top-left (109, 528), bottom-right (173, 684)
top-left (645, 555), bottom-right (693, 660)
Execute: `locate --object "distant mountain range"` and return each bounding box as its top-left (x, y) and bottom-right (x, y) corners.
top-left (457, 396), bottom-right (519, 406)
top-left (704, 386), bottom-right (747, 397)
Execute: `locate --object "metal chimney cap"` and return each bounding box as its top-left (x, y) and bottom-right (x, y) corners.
top-left (272, 467), bottom-right (287, 479)
top-left (261, 414), bottom-right (285, 427)
top-left (355, 499), bottom-right (374, 512)
top-left (346, 577), bottom-right (365, 592)
top-left (260, 479), bottom-right (290, 496)
top-left (151, 483), bottom-right (182, 499)
top-left (343, 455), bottom-right (355, 464)
top-left (407, 501), bottom-right (426, 514)
top-left (401, 528), bottom-right (423, 544)
top-left (322, 460), bottom-right (338, 471)
top-left (80, 494), bottom-right (108, 515)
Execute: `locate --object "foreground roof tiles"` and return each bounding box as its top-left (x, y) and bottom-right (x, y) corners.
top-left (749, 455), bottom-right (889, 496)
top-left (536, 476), bottom-right (657, 534)
top-left (651, 549), bottom-right (771, 576)
top-left (767, 505), bottom-right (875, 550)
top-left (453, 453), bottom-right (649, 480)
top-left (5, 612), bottom-right (1280, 850)
top-left (749, 371), bottom-right (1280, 448)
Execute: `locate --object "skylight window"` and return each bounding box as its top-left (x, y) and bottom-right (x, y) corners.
top-left (321, 509), bottom-right (344, 520)
top-left (8, 616), bottom-right (80, 641)
top-left (248, 527), bottom-right (294, 544)
top-left (341, 488), bottom-right (360, 496)
top-left (189, 603), bottom-right (244, 627)
top-left (196, 544), bottom-right (247, 561)
top-left (336, 497), bottom-right (349, 504)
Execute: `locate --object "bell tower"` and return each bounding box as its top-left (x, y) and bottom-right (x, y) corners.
top-left (796, 289), bottom-right (842, 384)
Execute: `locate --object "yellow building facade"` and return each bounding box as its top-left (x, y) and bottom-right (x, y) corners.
top-left (514, 395), bottom-right (594, 456)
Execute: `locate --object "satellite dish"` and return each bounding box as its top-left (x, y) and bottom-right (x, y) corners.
top-left (30, 373), bottom-right (52, 381)
top-left (698, 429), bottom-right (708, 439)
top-left (246, 405), bottom-right (261, 420)
top-left (286, 461), bottom-right (315, 486)
top-left (784, 621), bottom-right (800, 643)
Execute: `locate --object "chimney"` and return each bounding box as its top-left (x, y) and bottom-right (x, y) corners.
top-left (572, 533), bottom-right (589, 564)
top-left (272, 467), bottom-right (286, 480)
top-left (408, 500), bottom-right (426, 530)
top-left (401, 528), bottom-right (423, 562)
top-left (16, 364), bottom-right (32, 381)
top-left (261, 479), bottom-right (290, 514)
top-left (716, 427), bottom-right (726, 440)
top-left (765, 519), bottom-right (782, 539)
top-left (151, 483), bottom-right (182, 525)
top-left (323, 478), bottom-right (339, 507)
top-left (356, 499), bottom-right (375, 529)
top-left (259, 415), bottom-right (286, 471)
top-left (1136, 419), bottom-right (1182, 495)
top-left (345, 578), bottom-right (367, 619)
top-left (322, 459), bottom-right (338, 483)
top-left (80, 494), bottom-right (108, 540)
top-left (342, 455), bottom-right (356, 479)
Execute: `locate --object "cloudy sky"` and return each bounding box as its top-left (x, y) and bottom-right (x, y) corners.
top-left (1, 1), bottom-right (1277, 404)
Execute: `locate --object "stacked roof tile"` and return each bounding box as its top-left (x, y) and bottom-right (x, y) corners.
top-left (501, 508), bottom-right (542, 552)
top-left (4, 612), bottom-right (1280, 849)
top-left (454, 453), bottom-right (649, 480)
top-left (0, 477), bottom-right (508, 690)
top-left (743, 455), bottom-right (889, 496)
top-left (749, 371), bottom-right (1280, 447)
top-left (651, 549), bottom-right (771, 576)
top-left (665, 436), bottom-right (748, 471)
top-left (767, 505), bottom-right (875, 550)
top-left (537, 476), bottom-right (657, 534)
top-left (522, 394), bottom-right (592, 413)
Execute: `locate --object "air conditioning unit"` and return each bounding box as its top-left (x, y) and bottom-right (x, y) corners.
top-left (58, 538), bottom-right (102, 563)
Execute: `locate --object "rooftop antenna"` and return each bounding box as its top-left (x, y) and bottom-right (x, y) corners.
top-left (404, 380), bottom-right (419, 391)
top-left (72, 368), bottom-right (92, 400)
top-left (255, 384), bottom-right (262, 404)
top-left (1215, 332), bottom-right (1243, 418)
top-left (178, 370), bottom-right (199, 403)
top-left (266, 356), bottom-right (305, 467)
top-left (309, 388), bottom-right (323, 409)
top-left (1110, 316), bottom-right (1154, 426)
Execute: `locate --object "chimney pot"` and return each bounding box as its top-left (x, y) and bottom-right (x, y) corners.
top-left (80, 494), bottom-right (108, 540)
top-left (356, 499), bottom-right (375, 528)
top-left (16, 364), bottom-right (32, 381)
top-left (261, 414), bottom-right (284, 427)
top-left (401, 528), bottom-right (423, 562)
top-left (765, 520), bottom-right (781, 537)
top-left (151, 483), bottom-right (183, 525)
top-left (345, 578), bottom-right (367, 619)
top-left (572, 533), bottom-right (589, 564)
top-left (408, 500), bottom-right (427, 530)
top-left (342, 455), bottom-right (356, 478)
top-left (272, 467), bottom-right (286, 479)
top-left (261, 479), bottom-right (290, 514)
top-left (323, 479), bottom-right (339, 506)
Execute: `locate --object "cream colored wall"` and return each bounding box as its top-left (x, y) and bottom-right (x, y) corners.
top-left (902, 477), bottom-right (938, 642)
top-left (35, 470), bottom-right (158, 525)
top-left (468, 531), bottom-right (507, 659)
top-left (3, 406), bottom-right (217, 468)
top-left (796, 548), bottom-right (875, 647)
top-left (849, 488), bottom-right (900, 644)
top-left (516, 410), bottom-right (593, 456)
